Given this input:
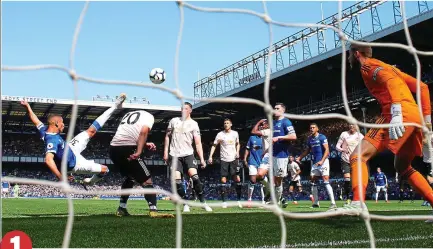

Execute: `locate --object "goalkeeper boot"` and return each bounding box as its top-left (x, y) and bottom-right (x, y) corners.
top-left (149, 211), bottom-right (175, 218)
top-left (116, 207), bottom-right (131, 217)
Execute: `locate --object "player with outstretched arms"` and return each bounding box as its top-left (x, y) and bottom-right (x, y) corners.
top-left (343, 42), bottom-right (433, 219)
top-left (20, 94), bottom-right (126, 183)
top-left (287, 155), bottom-right (306, 205)
top-left (373, 167), bottom-right (389, 203)
top-left (244, 127), bottom-right (266, 207)
top-left (109, 109), bottom-right (174, 218)
top-left (163, 102), bottom-right (212, 212)
top-left (297, 123), bottom-right (337, 209)
top-left (335, 123), bottom-right (364, 205)
top-left (209, 118), bottom-right (242, 208)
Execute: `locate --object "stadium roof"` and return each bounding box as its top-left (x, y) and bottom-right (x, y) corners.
top-left (2, 95), bottom-right (181, 133)
top-left (192, 11), bottom-right (433, 127)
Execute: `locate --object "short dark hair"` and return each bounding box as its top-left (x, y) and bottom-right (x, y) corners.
top-left (275, 102), bottom-right (286, 110)
top-left (224, 118), bottom-right (232, 123)
top-left (184, 102), bottom-right (192, 109)
top-left (310, 122), bottom-right (318, 128)
top-left (349, 40), bottom-right (373, 58)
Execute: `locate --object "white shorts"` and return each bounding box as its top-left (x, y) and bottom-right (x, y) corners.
top-left (2, 188), bottom-right (9, 193)
top-left (68, 131), bottom-right (102, 174)
top-left (310, 159), bottom-right (330, 177)
top-left (259, 153), bottom-right (270, 170)
top-left (249, 165), bottom-right (258, 176)
top-left (376, 186), bottom-right (387, 192)
top-left (273, 157), bottom-right (288, 178)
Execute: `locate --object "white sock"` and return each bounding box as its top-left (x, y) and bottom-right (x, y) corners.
top-left (261, 176), bottom-right (270, 196)
top-left (92, 106), bottom-right (116, 131)
top-left (276, 184), bottom-right (283, 202)
top-left (385, 191), bottom-right (388, 201)
top-left (325, 182), bottom-right (335, 204)
top-left (376, 192), bottom-right (379, 201)
top-left (260, 185), bottom-right (265, 201)
top-left (248, 183), bottom-right (254, 201)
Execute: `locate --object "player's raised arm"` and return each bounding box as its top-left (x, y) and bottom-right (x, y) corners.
top-left (20, 100), bottom-right (43, 128)
top-left (251, 119), bottom-right (266, 136)
top-left (129, 125), bottom-right (150, 161)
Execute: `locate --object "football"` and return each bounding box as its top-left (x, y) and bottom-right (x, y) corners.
top-left (149, 68), bottom-right (166, 84)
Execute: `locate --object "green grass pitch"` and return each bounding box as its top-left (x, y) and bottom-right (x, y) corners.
top-left (2, 198), bottom-right (432, 248)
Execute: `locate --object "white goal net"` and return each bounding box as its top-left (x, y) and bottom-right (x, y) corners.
top-left (2, 1), bottom-right (433, 248)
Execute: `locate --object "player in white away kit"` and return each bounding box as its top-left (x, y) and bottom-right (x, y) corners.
top-left (20, 95), bottom-right (125, 183)
top-left (109, 109), bottom-right (174, 218)
top-left (209, 118), bottom-right (242, 208)
top-left (163, 102), bottom-right (212, 212)
top-left (373, 167), bottom-right (389, 203)
top-left (335, 124), bottom-right (364, 205)
top-left (297, 123), bottom-right (337, 210)
top-left (286, 156), bottom-right (307, 205)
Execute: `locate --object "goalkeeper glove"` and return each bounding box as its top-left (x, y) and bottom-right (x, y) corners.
top-left (389, 103), bottom-right (405, 140)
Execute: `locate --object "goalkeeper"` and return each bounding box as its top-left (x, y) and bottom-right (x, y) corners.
top-left (344, 42), bottom-right (433, 217)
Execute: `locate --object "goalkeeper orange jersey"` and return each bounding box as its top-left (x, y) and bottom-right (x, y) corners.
top-left (360, 58), bottom-right (431, 123)
top-left (360, 58), bottom-right (431, 156)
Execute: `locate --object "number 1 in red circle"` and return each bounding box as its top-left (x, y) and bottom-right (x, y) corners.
top-left (1, 231), bottom-right (32, 249)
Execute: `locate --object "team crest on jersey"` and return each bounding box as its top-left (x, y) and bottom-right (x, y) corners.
top-left (47, 143), bottom-right (54, 149)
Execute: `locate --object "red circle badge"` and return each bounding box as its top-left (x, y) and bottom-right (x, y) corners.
top-left (1, 230), bottom-right (32, 249)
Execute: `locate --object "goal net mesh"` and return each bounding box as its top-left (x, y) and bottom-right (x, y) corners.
top-left (2, 1), bottom-right (433, 248)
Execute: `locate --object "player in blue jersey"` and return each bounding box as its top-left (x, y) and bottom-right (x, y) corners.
top-left (244, 132), bottom-right (266, 206)
top-left (374, 167), bottom-right (389, 203)
top-left (265, 103), bottom-right (297, 206)
top-left (297, 123), bottom-right (337, 209)
top-left (20, 94), bottom-right (126, 183)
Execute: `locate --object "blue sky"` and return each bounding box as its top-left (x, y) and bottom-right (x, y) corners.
top-left (2, 1), bottom-right (428, 107)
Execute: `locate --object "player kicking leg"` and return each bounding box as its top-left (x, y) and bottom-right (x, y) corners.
top-left (20, 96), bottom-right (124, 182)
top-left (340, 42), bottom-right (433, 216)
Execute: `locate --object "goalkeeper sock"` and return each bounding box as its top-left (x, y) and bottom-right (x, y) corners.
top-left (236, 182), bottom-right (242, 201)
top-left (350, 155), bottom-right (369, 202)
top-left (92, 106), bottom-right (116, 131)
top-left (119, 178), bottom-right (134, 208)
top-left (143, 184), bottom-right (157, 211)
top-left (403, 166), bottom-right (433, 206)
top-left (289, 192), bottom-right (295, 202)
top-left (399, 190), bottom-right (404, 202)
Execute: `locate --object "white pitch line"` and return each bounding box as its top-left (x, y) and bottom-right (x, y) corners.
top-left (257, 234), bottom-right (433, 248)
